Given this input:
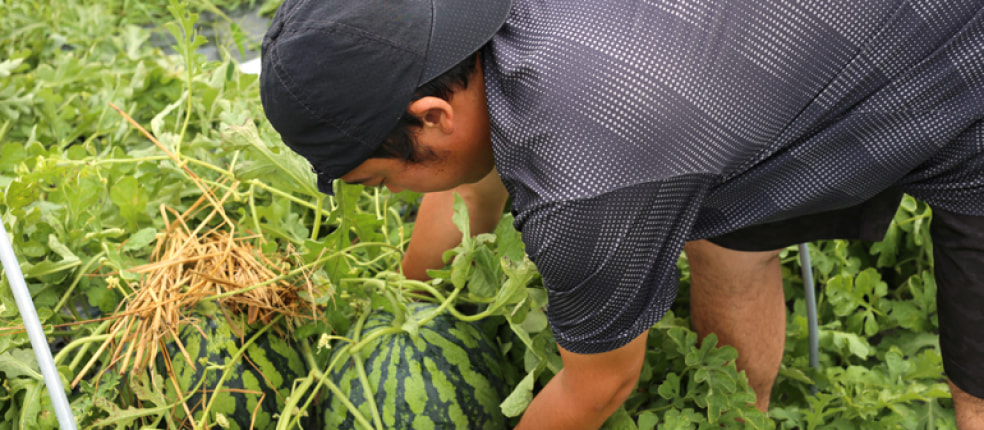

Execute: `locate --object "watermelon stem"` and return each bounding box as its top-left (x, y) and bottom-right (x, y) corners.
top-left (275, 368), bottom-right (317, 430)
top-left (310, 193), bottom-right (324, 240)
top-left (354, 350), bottom-right (386, 430)
top-left (346, 282), bottom-right (462, 355)
top-left (282, 340), bottom-right (334, 429)
top-left (305, 312), bottom-right (376, 430)
top-left (349, 326), bottom-right (404, 354)
top-left (247, 182), bottom-right (263, 240)
top-left (350, 308), bottom-right (386, 429)
top-left (393, 279), bottom-right (500, 322)
top-left (53, 320), bottom-right (112, 371)
top-left (382, 289), bottom-right (406, 327)
top-left (318, 354), bottom-right (375, 430)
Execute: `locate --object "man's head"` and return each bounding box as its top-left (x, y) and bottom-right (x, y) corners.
top-left (259, 0), bottom-right (511, 194)
top-left (338, 53), bottom-right (495, 194)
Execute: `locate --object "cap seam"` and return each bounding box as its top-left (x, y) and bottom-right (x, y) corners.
top-left (283, 21), bottom-right (424, 57)
top-left (421, 0), bottom-right (437, 87)
top-left (270, 46), bottom-right (365, 146)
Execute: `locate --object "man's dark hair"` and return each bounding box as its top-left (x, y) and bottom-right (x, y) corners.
top-left (370, 53), bottom-right (480, 162)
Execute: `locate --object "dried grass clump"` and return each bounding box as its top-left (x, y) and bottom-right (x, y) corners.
top-left (74, 105), bottom-right (324, 388)
top-left (75, 193), bottom-right (321, 387)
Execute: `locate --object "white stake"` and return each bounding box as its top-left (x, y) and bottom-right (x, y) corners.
top-left (0, 221), bottom-right (77, 429)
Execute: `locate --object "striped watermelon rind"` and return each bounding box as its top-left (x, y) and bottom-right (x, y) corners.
top-left (326, 302), bottom-right (509, 429)
top-left (159, 311), bottom-right (310, 429)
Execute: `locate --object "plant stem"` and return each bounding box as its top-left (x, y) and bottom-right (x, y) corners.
top-left (311, 194), bottom-right (324, 240)
top-left (52, 323), bottom-right (110, 368)
top-left (354, 350), bottom-right (385, 430)
top-left (275, 370), bottom-right (316, 430)
top-left (345, 307), bottom-right (385, 429)
top-left (51, 251), bottom-right (106, 316)
top-left (56, 155), bottom-right (172, 166)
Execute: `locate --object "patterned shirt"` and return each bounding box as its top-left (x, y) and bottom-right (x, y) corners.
top-left (483, 0), bottom-right (984, 354)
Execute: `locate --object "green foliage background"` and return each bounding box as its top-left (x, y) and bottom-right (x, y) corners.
top-left (0, 0), bottom-right (956, 428)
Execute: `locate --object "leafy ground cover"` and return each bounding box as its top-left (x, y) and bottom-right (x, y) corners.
top-left (0, 0), bottom-right (957, 428)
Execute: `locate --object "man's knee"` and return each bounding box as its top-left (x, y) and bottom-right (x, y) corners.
top-left (950, 379), bottom-right (984, 429)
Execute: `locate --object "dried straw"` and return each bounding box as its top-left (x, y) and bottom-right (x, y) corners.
top-left (75, 106), bottom-right (323, 388)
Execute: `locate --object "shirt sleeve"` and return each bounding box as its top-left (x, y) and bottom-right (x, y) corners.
top-left (514, 177), bottom-right (708, 354)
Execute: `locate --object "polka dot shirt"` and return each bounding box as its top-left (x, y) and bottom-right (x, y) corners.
top-left (483, 0), bottom-right (984, 354)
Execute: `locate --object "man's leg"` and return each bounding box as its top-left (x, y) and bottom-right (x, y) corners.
top-left (685, 239), bottom-right (785, 412)
top-left (951, 380), bottom-right (984, 429)
top-left (931, 208), bottom-right (984, 429)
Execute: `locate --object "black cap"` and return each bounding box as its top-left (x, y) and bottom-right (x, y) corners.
top-left (260, 0), bottom-right (511, 194)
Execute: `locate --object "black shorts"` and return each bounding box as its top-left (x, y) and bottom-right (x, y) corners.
top-left (707, 190), bottom-right (984, 398)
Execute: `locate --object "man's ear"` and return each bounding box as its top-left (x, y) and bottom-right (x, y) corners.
top-left (407, 97), bottom-right (455, 134)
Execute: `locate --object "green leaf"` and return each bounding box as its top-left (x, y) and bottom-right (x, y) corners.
top-left (778, 365), bottom-right (814, 386)
top-left (0, 143), bottom-right (29, 173)
top-left (224, 120), bottom-right (319, 197)
top-left (660, 408), bottom-right (704, 429)
top-left (0, 349), bottom-right (42, 380)
top-left (855, 268), bottom-right (887, 299)
top-left (658, 372), bottom-right (682, 400)
top-left (907, 349), bottom-right (945, 381)
top-left (494, 213), bottom-right (526, 264)
top-left (466, 246), bottom-right (501, 298)
top-left (150, 95), bottom-right (184, 139)
top-left (869, 222), bottom-right (899, 268)
top-left (637, 411), bottom-right (660, 430)
top-left (695, 367), bottom-right (736, 396)
top-left (128, 372), bottom-right (168, 407)
top-left (450, 251), bottom-right (473, 290)
top-left (18, 380), bottom-right (43, 430)
top-left (887, 300), bottom-right (920, 331)
top-left (451, 193), bottom-right (471, 240)
top-left (46, 234), bottom-right (77, 262)
top-left (0, 59), bottom-right (25, 78)
top-left (600, 407), bottom-right (637, 430)
top-left (4, 177), bottom-right (39, 209)
top-left (491, 256), bottom-right (537, 313)
top-left (123, 227), bottom-right (158, 252)
top-left (500, 364), bottom-right (539, 417)
top-left (86, 283), bottom-right (119, 314)
top-left (21, 235), bottom-right (81, 280)
top-left (906, 271), bottom-right (937, 317)
top-left (109, 175), bottom-right (148, 230)
top-left (862, 311), bottom-right (879, 337)
top-left (823, 329), bottom-right (872, 359)
top-left (90, 397), bottom-right (153, 429)
top-left (519, 308), bottom-right (549, 334)
top-left (704, 390), bottom-right (731, 422)
top-left (0, 276), bottom-right (20, 319)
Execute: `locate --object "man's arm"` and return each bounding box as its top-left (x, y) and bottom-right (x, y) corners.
top-left (401, 168), bottom-right (509, 280)
top-left (515, 331), bottom-right (649, 430)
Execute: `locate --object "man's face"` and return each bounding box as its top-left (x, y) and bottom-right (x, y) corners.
top-left (340, 63), bottom-right (493, 193)
top-left (339, 141), bottom-right (494, 193)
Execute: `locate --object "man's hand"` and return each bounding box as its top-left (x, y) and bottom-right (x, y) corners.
top-left (401, 168), bottom-right (508, 280)
top-left (515, 331), bottom-right (649, 430)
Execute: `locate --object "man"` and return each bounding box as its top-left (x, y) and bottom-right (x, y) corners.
top-left (259, 0), bottom-right (984, 428)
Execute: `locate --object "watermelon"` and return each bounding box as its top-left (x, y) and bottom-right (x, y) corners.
top-left (325, 302), bottom-right (509, 429)
top-left (158, 309), bottom-right (311, 429)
